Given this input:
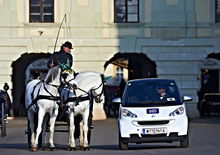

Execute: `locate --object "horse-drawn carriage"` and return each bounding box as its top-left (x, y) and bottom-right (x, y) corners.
top-left (0, 83), bottom-right (11, 137)
top-left (25, 66), bottom-right (107, 151)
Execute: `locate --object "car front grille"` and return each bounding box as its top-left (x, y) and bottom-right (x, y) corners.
top-left (130, 132), bottom-right (178, 138)
top-left (137, 120), bottom-right (169, 125)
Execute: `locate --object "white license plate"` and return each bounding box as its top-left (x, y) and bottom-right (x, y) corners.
top-left (142, 128), bottom-right (167, 135)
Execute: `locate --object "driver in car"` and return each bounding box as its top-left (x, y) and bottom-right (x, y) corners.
top-left (156, 86), bottom-right (173, 102)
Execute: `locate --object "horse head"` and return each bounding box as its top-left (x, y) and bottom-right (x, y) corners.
top-left (44, 66), bottom-right (62, 85)
top-left (61, 69), bottom-right (76, 90)
top-left (91, 74), bottom-right (111, 103)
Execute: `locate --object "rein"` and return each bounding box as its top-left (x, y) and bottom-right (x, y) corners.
top-left (27, 80), bottom-right (61, 110)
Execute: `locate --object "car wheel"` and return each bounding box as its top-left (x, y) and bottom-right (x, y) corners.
top-left (199, 109), bottom-right (205, 117)
top-left (180, 135), bottom-right (189, 148)
top-left (119, 133), bottom-right (128, 150)
top-left (199, 100), bottom-right (206, 117)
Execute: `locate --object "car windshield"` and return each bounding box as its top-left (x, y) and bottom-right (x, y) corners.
top-left (123, 80), bottom-right (182, 107)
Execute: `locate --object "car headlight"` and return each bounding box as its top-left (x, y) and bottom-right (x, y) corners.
top-left (169, 106), bottom-right (184, 116)
top-left (122, 109), bottom-right (137, 118)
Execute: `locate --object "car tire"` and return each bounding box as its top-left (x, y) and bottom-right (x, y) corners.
top-left (199, 109), bottom-right (206, 117)
top-left (119, 133), bottom-right (128, 150)
top-left (180, 135), bottom-right (189, 148)
top-left (199, 100), bottom-right (206, 117)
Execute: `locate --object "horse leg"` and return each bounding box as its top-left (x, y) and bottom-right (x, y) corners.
top-left (67, 111), bottom-right (76, 151)
top-left (32, 109), bottom-right (45, 151)
top-left (42, 114), bottom-right (49, 150)
top-left (48, 108), bottom-right (58, 150)
top-left (79, 120), bottom-right (84, 149)
top-left (81, 109), bottom-right (90, 150)
top-left (27, 111), bottom-right (35, 148)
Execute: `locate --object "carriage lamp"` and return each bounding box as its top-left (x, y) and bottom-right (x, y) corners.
top-left (122, 109), bottom-right (137, 118)
top-left (3, 83), bottom-right (9, 91)
top-left (169, 106), bottom-right (184, 116)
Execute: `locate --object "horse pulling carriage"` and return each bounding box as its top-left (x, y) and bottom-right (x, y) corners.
top-left (25, 66), bottom-right (107, 151)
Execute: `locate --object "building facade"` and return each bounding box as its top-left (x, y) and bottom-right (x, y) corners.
top-left (0, 0), bottom-right (220, 115)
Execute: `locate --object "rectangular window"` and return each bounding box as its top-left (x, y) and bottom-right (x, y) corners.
top-left (29, 0), bottom-right (54, 23)
top-left (114, 0), bottom-right (139, 23)
top-left (116, 67), bottom-right (124, 83)
top-left (216, 0), bottom-right (220, 22)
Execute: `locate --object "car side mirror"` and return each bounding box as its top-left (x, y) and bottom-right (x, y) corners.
top-left (183, 96), bottom-right (192, 102)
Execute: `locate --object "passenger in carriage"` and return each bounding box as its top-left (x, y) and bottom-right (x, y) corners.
top-left (47, 41), bottom-right (73, 69)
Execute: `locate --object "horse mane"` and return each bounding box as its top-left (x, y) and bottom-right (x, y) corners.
top-left (44, 67), bottom-right (60, 83)
top-left (74, 71), bottom-right (102, 91)
top-left (75, 71), bottom-right (100, 81)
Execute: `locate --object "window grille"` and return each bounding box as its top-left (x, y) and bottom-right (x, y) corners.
top-left (29, 0), bottom-right (54, 23)
top-left (114, 0), bottom-right (139, 23)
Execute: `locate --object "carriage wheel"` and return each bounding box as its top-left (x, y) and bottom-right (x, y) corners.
top-left (87, 121), bottom-right (92, 145)
top-left (1, 103), bottom-right (7, 137)
top-left (87, 111), bottom-right (93, 145)
top-left (1, 116), bottom-right (7, 137)
top-left (27, 119), bottom-right (32, 148)
top-left (87, 95), bottom-right (94, 145)
top-left (87, 129), bottom-right (91, 145)
top-left (1, 121), bottom-right (6, 137)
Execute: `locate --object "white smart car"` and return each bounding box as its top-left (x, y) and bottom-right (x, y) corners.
top-left (118, 79), bottom-right (192, 150)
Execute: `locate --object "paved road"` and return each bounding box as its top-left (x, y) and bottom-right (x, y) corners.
top-left (0, 117), bottom-right (220, 155)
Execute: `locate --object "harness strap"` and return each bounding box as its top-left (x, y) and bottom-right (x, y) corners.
top-left (42, 80), bottom-right (60, 88)
top-left (27, 95), bottom-right (60, 110)
top-left (63, 96), bottom-right (90, 105)
top-left (31, 81), bottom-right (42, 100)
top-left (43, 82), bottom-right (59, 98)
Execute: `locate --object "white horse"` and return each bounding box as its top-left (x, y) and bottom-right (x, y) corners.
top-left (61, 72), bottom-right (105, 150)
top-left (25, 66), bottom-right (75, 151)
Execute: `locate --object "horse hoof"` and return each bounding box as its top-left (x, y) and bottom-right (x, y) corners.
top-left (50, 147), bottom-right (55, 151)
top-left (31, 146), bottom-right (38, 152)
top-left (85, 147), bottom-right (90, 150)
top-left (67, 147), bottom-right (76, 151)
top-left (80, 147), bottom-right (89, 151)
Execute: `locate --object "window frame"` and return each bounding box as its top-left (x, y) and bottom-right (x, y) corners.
top-left (216, 0), bottom-right (220, 22)
top-left (114, 0), bottom-right (139, 23)
top-left (116, 66), bottom-right (124, 83)
top-left (29, 0), bottom-right (54, 23)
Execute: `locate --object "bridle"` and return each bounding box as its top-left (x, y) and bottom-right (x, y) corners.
top-left (90, 82), bottom-right (104, 102)
top-left (63, 74), bottom-right (105, 103)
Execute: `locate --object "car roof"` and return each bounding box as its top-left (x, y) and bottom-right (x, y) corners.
top-left (127, 78), bottom-right (175, 83)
